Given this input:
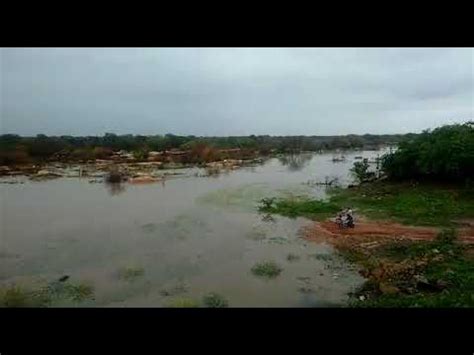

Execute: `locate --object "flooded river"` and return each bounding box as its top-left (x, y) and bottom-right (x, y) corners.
top-left (0, 150), bottom-right (385, 307)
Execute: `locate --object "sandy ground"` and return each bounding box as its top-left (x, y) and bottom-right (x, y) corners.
top-left (303, 216), bottom-right (474, 246)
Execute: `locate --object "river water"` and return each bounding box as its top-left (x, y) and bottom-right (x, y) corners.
top-left (0, 150), bottom-right (385, 307)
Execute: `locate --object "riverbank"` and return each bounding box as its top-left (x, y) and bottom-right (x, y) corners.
top-left (0, 157), bottom-right (268, 184)
top-left (259, 181), bottom-right (474, 307)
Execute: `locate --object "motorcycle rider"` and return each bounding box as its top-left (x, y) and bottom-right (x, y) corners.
top-left (336, 207), bottom-right (354, 228)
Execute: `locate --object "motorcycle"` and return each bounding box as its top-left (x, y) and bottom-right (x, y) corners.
top-left (335, 214), bottom-right (355, 229)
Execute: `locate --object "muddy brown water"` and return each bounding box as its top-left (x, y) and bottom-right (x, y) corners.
top-left (0, 150), bottom-right (387, 307)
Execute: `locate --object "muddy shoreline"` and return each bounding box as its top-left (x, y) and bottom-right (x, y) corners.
top-left (0, 157), bottom-right (267, 184)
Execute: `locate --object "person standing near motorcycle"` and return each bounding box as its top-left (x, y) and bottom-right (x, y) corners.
top-left (346, 207), bottom-right (354, 227)
top-left (335, 207), bottom-right (355, 228)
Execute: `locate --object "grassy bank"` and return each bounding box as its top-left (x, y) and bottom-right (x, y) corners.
top-left (343, 230), bottom-right (474, 307)
top-left (260, 182), bottom-right (474, 227)
top-left (259, 181), bottom-right (474, 307)
top-left (329, 182), bottom-right (474, 226)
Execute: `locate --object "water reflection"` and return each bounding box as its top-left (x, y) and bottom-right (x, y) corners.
top-left (278, 154), bottom-right (313, 171)
top-left (105, 181), bottom-right (126, 196)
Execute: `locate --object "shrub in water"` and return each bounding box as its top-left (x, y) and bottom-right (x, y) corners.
top-left (202, 292), bottom-right (229, 308)
top-left (251, 261), bottom-right (283, 278)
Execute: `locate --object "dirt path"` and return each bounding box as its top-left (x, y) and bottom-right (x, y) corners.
top-left (303, 217), bottom-right (474, 246)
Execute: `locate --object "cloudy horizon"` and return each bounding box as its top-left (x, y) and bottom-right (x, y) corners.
top-left (1, 48), bottom-right (472, 137)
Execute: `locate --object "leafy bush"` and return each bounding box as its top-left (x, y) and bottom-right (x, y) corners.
top-left (0, 148), bottom-right (31, 165)
top-left (71, 147), bottom-right (95, 161)
top-left (92, 147), bottom-right (114, 159)
top-left (381, 122), bottom-right (474, 182)
top-left (350, 158), bottom-right (371, 183)
top-left (132, 149), bottom-right (149, 161)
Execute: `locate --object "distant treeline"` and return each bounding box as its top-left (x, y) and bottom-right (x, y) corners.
top-left (0, 132), bottom-right (412, 165)
top-left (381, 122), bottom-right (474, 183)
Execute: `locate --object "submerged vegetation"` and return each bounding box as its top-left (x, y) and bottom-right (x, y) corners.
top-left (166, 297), bottom-right (200, 308)
top-left (258, 197), bottom-right (340, 220)
top-left (202, 293), bottom-right (229, 308)
top-left (0, 279), bottom-right (94, 307)
top-left (0, 286), bottom-right (40, 307)
top-left (251, 261), bottom-right (283, 278)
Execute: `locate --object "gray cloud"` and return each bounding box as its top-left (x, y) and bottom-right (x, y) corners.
top-left (1, 48), bottom-right (472, 136)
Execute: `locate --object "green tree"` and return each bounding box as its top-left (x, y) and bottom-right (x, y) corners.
top-left (381, 122), bottom-right (474, 182)
top-left (351, 158), bottom-right (372, 183)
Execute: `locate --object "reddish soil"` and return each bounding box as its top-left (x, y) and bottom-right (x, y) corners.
top-left (303, 217), bottom-right (474, 246)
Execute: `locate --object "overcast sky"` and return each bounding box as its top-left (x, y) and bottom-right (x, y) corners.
top-left (1, 48), bottom-right (472, 136)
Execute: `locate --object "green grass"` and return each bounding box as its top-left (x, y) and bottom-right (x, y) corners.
top-left (202, 292), bottom-right (229, 308)
top-left (355, 257), bottom-right (474, 308)
top-left (374, 229), bottom-right (460, 261)
top-left (251, 261), bottom-right (283, 278)
top-left (329, 182), bottom-right (474, 226)
top-left (260, 182), bottom-right (474, 226)
top-left (350, 231), bottom-right (474, 307)
top-left (258, 181), bottom-right (474, 307)
top-left (258, 197), bottom-right (340, 220)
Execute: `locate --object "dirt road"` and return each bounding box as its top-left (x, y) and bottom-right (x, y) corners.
top-left (303, 217), bottom-right (474, 246)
